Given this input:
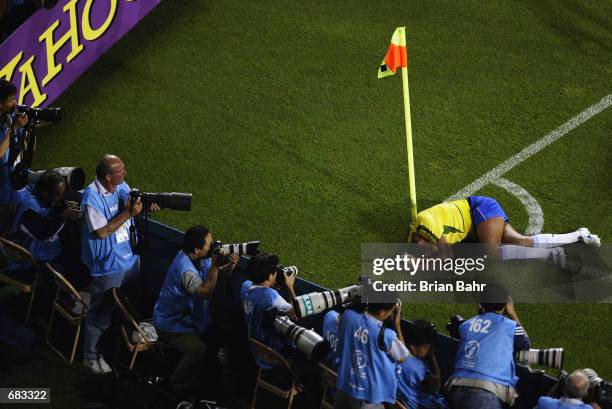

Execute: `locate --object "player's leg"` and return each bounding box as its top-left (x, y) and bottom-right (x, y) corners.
top-left (474, 216), bottom-right (505, 256)
top-left (501, 223), bottom-right (533, 246)
top-left (469, 196), bottom-right (565, 266)
top-left (530, 228), bottom-right (600, 248)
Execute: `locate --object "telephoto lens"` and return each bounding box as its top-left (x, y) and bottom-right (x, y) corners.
top-left (16, 105), bottom-right (62, 123)
top-left (273, 315), bottom-right (330, 360)
top-left (129, 190), bottom-right (192, 211)
top-left (28, 167), bottom-right (85, 191)
top-left (515, 348), bottom-right (564, 370)
top-left (293, 284), bottom-right (362, 319)
top-left (219, 241), bottom-right (260, 256)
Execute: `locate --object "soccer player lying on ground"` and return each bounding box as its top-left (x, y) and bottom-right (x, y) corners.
top-left (408, 196), bottom-right (600, 267)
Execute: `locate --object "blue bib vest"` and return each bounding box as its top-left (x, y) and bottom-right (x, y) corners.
top-left (336, 309), bottom-right (400, 404)
top-left (81, 181), bottom-right (138, 276)
top-left (11, 187), bottom-right (62, 262)
top-left (240, 279), bottom-right (295, 368)
top-left (537, 397), bottom-right (592, 409)
top-left (322, 310), bottom-right (341, 370)
top-left (398, 355), bottom-right (447, 409)
top-left (454, 312), bottom-right (518, 387)
top-left (153, 251), bottom-right (211, 334)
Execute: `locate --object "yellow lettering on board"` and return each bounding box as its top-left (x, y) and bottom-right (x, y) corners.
top-left (39, 0), bottom-right (84, 86)
top-left (82, 0), bottom-right (118, 41)
top-left (18, 56), bottom-right (47, 107)
top-left (0, 52), bottom-right (24, 81)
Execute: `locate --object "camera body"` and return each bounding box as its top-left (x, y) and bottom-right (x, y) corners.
top-left (16, 105), bottom-right (62, 123)
top-left (274, 265), bottom-right (298, 286)
top-left (446, 314), bottom-right (466, 340)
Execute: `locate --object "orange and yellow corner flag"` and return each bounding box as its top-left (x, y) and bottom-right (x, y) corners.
top-left (377, 27), bottom-right (408, 78)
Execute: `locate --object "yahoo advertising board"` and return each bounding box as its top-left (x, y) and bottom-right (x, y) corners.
top-left (0, 0), bottom-right (161, 108)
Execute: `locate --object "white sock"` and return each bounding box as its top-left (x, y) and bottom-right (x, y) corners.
top-left (499, 245), bottom-right (554, 261)
top-left (532, 231), bottom-right (581, 247)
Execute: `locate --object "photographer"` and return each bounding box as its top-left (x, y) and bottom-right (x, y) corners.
top-left (537, 370), bottom-right (601, 409)
top-left (80, 154), bottom-right (158, 374)
top-left (334, 302), bottom-right (409, 409)
top-left (10, 170), bottom-right (80, 265)
top-left (0, 80), bottom-right (28, 227)
top-left (397, 319), bottom-right (447, 409)
top-left (240, 252), bottom-right (298, 367)
top-left (153, 225), bottom-right (239, 403)
top-left (447, 284), bottom-right (530, 409)
top-left (322, 308), bottom-right (341, 370)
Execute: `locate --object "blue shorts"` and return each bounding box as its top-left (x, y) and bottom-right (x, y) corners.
top-left (467, 196), bottom-right (509, 227)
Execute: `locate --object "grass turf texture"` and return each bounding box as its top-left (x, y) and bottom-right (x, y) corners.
top-left (15, 0), bottom-right (611, 398)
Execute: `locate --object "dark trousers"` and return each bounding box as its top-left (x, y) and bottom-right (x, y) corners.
top-left (158, 330), bottom-right (208, 400)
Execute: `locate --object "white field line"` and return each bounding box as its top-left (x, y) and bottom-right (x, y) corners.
top-left (446, 94), bottom-right (612, 201)
top-left (493, 178), bottom-right (544, 234)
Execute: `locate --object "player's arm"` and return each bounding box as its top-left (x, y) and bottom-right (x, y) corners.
top-left (436, 235), bottom-right (453, 258)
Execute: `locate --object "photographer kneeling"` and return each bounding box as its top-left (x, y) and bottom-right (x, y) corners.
top-left (537, 370), bottom-right (601, 409)
top-left (10, 170), bottom-right (80, 265)
top-left (397, 319), bottom-right (448, 409)
top-left (153, 225), bottom-right (239, 404)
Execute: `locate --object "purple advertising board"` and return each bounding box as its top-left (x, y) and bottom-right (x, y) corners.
top-left (0, 0), bottom-right (161, 108)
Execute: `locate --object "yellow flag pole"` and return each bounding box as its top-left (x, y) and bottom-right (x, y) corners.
top-left (401, 60), bottom-right (417, 221)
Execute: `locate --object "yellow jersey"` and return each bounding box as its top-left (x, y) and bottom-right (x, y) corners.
top-left (409, 199), bottom-right (473, 244)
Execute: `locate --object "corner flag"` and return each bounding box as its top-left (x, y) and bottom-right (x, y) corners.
top-left (377, 26), bottom-right (417, 221)
top-left (377, 27), bottom-right (408, 79)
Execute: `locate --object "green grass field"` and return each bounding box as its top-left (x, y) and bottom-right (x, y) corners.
top-left (31, 0), bottom-right (612, 386)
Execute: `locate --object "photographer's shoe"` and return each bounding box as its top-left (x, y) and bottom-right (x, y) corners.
top-left (175, 402), bottom-right (194, 409)
top-left (577, 228), bottom-right (601, 247)
top-left (97, 356), bottom-right (112, 374)
top-left (83, 359), bottom-right (103, 375)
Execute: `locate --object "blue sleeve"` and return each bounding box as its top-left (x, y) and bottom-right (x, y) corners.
top-left (513, 324), bottom-right (531, 351)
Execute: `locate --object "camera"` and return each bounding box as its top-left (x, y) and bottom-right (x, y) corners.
top-left (272, 314), bottom-right (330, 360)
top-left (16, 105), bottom-right (62, 123)
top-left (515, 348), bottom-right (564, 370)
top-left (12, 166), bottom-right (85, 191)
top-left (293, 284), bottom-right (362, 319)
top-left (583, 369), bottom-right (612, 407)
top-left (129, 189), bottom-right (192, 211)
top-left (209, 240), bottom-right (260, 257)
top-left (274, 264), bottom-right (298, 286)
top-left (446, 314), bottom-right (466, 340)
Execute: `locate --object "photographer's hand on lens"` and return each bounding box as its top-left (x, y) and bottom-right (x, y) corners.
top-left (61, 204), bottom-right (81, 220)
top-left (148, 203), bottom-right (161, 212)
top-left (284, 270), bottom-right (296, 290)
top-left (128, 197), bottom-right (143, 216)
top-left (13, 112), bottom-right (28, 129)
top-left (222, 254), bottom-right (240, 273)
